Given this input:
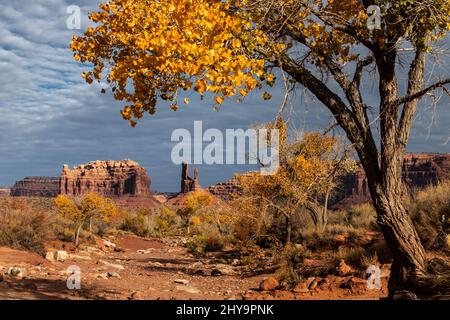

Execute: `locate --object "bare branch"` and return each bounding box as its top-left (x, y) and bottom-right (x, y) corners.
top-left (396, 78), bottom-right (450, 106)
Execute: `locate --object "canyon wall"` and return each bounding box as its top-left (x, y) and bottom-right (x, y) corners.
top-left (337, 153), bottom-right (450, 203)
top-left (10, 177), bottom-right (59, 197)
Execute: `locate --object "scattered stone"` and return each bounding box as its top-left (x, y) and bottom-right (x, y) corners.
top-left (231, 259), bottom-right (240, 266)
top-left (98, 259), bottom-right (125, 271)
top-left (175, 285), bottom-right (201, 294)
top-left (336, 259), bottom-right (354, 276)
top-left (259, 277), bottom-right (279, 291)
top-left (45, 252), bottom-right (55, 261)
top-left (137, 249), bottom-right (154, 254)
top-left (174, 279), bottom-right (190, 285)
top-left (103, 239), bottom-right (116, 249)
top-left (211, 264), bottom-right (235, 276)
top-left (69, 254), bottom-right (92, 261)
top-left (292, 282), bottom-right (309, 293)
top-left (107, 271), bottom-right (121, 279)
top-left (8, 267), bottom-right (24, 278)
top-left (148, 262), bottom-right (163, 268)
top-left (96, 273), bottom-right (109, 279)
top-left (55, 251), bottom-right (68, 262)
top-left (308, 277), bottom-right (321, 290)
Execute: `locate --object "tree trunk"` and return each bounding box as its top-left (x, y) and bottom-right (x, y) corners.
top-left (285, 215), bottom-right (292, 245)
top-left (75, 223), bottom-right (84, 247)
top-left (362, 151), bottom-right (427, 297)
top-left (321, 191), bottom-right (330, 232)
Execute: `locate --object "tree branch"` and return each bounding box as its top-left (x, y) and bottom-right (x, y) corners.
top-left (396, 78), bottom-right (450, 106)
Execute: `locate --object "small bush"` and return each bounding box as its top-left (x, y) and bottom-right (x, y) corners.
top-left (276, 244), bottom-right (311, 288)
top-left (329, 203), bottom-right (377, 230)
top-left (234, 240), bottom-right (266, 264)
top-left (410, 180), bottom-right (450, 250)
top-left (332, 246), bottom-right (368, 269)
top-left (0, 198), bottom-right (50, 254)
top-left (120, 206), bottom-right (182, 238)
top-left (186, 233), bottom-right (224, 255)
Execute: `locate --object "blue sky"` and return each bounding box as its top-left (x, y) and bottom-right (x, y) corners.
top-left (0, 0), bottom-right (449, 191)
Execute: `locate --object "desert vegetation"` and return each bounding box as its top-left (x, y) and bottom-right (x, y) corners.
top-left (1, 167), bottom-right (448, 299)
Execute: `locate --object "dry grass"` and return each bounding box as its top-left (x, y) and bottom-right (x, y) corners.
top-left (410, 180), bottom-right (450, 250)
top-left (0, 198), bottom-right (51, 254)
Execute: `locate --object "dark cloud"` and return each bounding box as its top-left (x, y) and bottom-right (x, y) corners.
top-left (0, 0), bottom-right (448, 191)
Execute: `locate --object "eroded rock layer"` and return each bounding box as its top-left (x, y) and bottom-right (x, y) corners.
top-left (59, 159), bottom-right (151, 197)
top-left (10, 177), bottom-right (59, 197)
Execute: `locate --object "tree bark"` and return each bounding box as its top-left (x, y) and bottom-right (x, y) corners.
top-left (75, 223), bottom-right (83, 247)
top-left (361, 150), bottom-right (427, 297)
top-left (285, 215), bottom-right (292, 245)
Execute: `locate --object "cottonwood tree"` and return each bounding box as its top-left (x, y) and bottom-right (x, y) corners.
top-left (54, 194), bottom-right (118, 246)
top-left (237, 120), bottom-right (356, 244)
top-left (72, 0), bottom-right (450, 297)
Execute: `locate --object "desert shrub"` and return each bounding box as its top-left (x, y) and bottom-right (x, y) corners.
top-left (410, 180), bottom-right (450, 250)
top-left (329, 203), bottom-right (377, 230)
top-left (275, 244), bottom-right (311, 288)
top-left (332, 246), bottom-right (368, 269)
top-left (234, 240), bottom-right (266, 264)
top-left (326, 224), bottom-right (365, 239)
top-left (177, 190), bottom-right (214, 219)
top-left (120, 208), bottom-right (153, 237)
top-left (120, 206), bottom-right (182, 238)
top-left (0, 198), bottom-right (50, 254)
top-left (186, 226), bottom-right (225, 254)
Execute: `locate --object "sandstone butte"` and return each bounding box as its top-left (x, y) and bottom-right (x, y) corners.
top-left (11, 159), bottom-right (151, 198)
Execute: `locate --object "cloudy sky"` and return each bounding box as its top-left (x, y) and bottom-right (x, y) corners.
top-left (0, 0), bottom-right (449, 191)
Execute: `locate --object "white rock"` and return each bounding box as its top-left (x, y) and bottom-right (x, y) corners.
top-left (174, 279), bottom-right (190, 285)
top-left (55, 251), bottom-right (68, 262)
top-left (103, 240), bottom-right (116, 249)
top-left (8, 267), bottom-right (24, 277)
top-left (69, 254), bottom-right (92, 261)
top-left (107, 271), bottom-right (121, 278)
top-left (99, 259), bottom-right (125, 271)
top-left (45, 252), bottom-right (55, 261)
top-left (175, 285), bottom-right (201, 294)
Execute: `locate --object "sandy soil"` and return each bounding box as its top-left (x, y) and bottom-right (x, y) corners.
top-left (0, 234), bottom-right (388, 300)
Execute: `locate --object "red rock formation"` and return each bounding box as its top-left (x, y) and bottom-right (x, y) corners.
top-left (207, 176), bottom-right (242, 200)
top-left (334, 153), bottom-right (450, 206)
top-left (180, 163), bottom-right (201, 193)
top-left (10, 177), bottom-right (59, 197)
top-left (59, 159), bottom-right (151, 197)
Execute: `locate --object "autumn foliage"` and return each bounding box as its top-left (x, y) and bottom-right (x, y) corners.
top-left (54, 193), bottom-right (118, 246)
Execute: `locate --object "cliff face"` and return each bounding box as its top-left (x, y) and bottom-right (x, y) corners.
top-left (207, 177), bottom-right (242, 200)
top-left (335, 153), bottom-right (450, 204)
top-left (59, 160), bottom-right (151, 197)
top-left (10, 177), bottom-right (59, 197)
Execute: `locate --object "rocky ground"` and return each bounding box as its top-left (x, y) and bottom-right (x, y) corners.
top-left (0, 234), bottom-right (389, 300)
